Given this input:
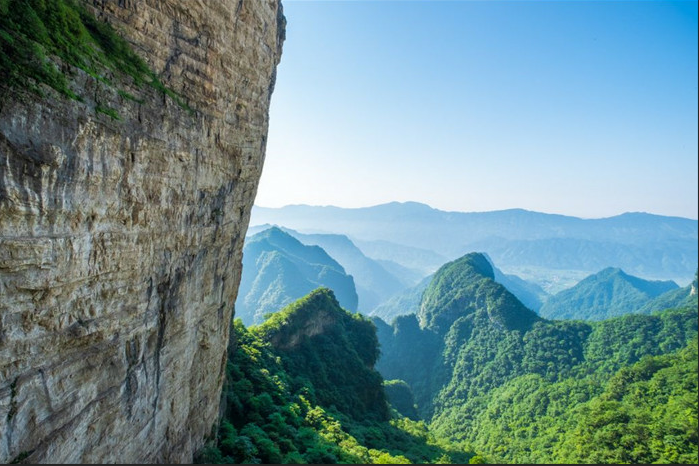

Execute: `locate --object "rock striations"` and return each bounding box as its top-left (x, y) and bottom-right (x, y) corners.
top-left (0, 0), bottom-right (284, 463)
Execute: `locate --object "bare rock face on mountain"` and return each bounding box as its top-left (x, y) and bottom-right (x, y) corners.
top-left (0, 1), bottom-right (284, 463)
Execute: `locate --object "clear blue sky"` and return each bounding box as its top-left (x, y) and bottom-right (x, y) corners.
top-left (257, 0), bottom-right (698, 219)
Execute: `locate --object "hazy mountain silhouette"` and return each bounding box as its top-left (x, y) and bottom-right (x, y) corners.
top-left (251, 203), bottom-right (697, 285)
top-left (236, 227), bottom-right (358, 325)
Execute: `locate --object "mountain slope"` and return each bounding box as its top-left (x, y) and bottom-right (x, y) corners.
top-left (370, 276), bottom-right (432, 324)
top-left (418, 253), bottom-right (541, 334)
top-left (639, 270), bottom-right (698, 314)
top-left (198, 289), bottom-right (477, 464)
top-left (487, 255), bottom-right (549, 311)
top-left (538, 267), bottom-right (679, 321)
top-left (282, 229), bottom-right (411, 312)
top-left (255, 288), bottom-right (388, 421)
top-left (354, 239), bottom-right (448, 276)
top-left (236, 228), bottom-right (358, 325)
top-left (370, 258), bottom-right (548, 323)
top-left (374, 252), bottom-right (698, 463)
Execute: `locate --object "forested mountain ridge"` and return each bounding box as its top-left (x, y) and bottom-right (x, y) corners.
top-left (639, 270), bottom-right (698, 315)
top-left (418, 253), bottom-right (541, 334)
top-left (236, 227), bottom-right (358, 325)
top-left (538, 267), bottom-right (680, 321)
top-left (375, 252), bottom-right (699, 463)
top-left (198, 289), bottom-right (478, 464)
top-left (254, 288), bottom-right (389, 421)
top-left (370, 258), bottom-right (547, 324)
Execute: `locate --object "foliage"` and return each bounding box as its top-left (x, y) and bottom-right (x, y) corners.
top-left (462, 339), bottom-right (699, 463)
top-left (384, 380), bottom-right (419, 421)
top-left (0, 0), bottom-right (187, 110)
top-left (254, 288), bottom-right (388, 421)
top-left (639, 269), bottom-right (698, 315)
top-left (538, 267), bottom-right (680, 321)
top-left (196, 290), bottom-right (478, 464)
top-left (376, 252), bottom-right (699, 463)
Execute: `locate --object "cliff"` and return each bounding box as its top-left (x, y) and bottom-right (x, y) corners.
top-left (0, 0), bottom-right (284, 463)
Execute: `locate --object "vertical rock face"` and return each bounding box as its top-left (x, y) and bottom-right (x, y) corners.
top-left (0, 0), bottom-right (284, 463)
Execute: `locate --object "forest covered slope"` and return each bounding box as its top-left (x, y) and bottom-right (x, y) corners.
top-left (375, 253), bottom-right (698, 463)
top-left (198, 289), bottom-right (478, 464)
top-left (539, 267), bottom-right (679, 320)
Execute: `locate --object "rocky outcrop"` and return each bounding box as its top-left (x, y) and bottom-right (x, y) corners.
top-left (0, 0), bottom-right (284, 463)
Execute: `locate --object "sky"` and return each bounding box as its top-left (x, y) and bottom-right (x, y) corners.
top-left (256, 0), bottom-right (699, 220)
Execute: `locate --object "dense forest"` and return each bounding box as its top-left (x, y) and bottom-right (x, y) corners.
top-left (197, 289), bottom-right (478, 464)
top-left (198, 253), bottom-right (697, 463)
top-left (538, 267), bottom-right (680, 321)
top-left (375, 253), bottom-right (698, 463)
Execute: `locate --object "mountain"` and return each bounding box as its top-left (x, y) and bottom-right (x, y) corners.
top-left (639, 270), bottom-right (698, 314)
top-left (370, 276), bottom-right (431, 324)
top-left (254, 288), bottom-right (388, 421)
top-left (280, 229), bottom-right (412, 312)
top-left (199, 289), bottom-right (476, 464)
top-left (418, 253), bottom-right (541, 334)
top-left (538, 267), bottom-right (679, 321)
top-left (251, 203), bottom-right (698, 285)
top-left (370, 258), bottom-right (548, 322)
top-left (374, 259), bottom-right (425, 286)
top-left (464, 236), bottom-right (695, 290)
top-left (236, 228), bottom-right (358, 325)
top-left (375, 252), bottom-right (698, 463)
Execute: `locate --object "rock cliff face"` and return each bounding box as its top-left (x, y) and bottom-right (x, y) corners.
top-left (0, 0), bottom-right (284, 463)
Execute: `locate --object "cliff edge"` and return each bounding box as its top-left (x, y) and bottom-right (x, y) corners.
top-left (0, 0), bottom-right (284, 462)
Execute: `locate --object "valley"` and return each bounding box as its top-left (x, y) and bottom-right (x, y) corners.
top-left (224, 218), bottom-right (698, 464)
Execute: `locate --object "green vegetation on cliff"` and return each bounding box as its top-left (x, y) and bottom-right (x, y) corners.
top-left (254, 289), bottom-right (388, 422)
top-left (198, 288), bottom-right (476, 464)
top-left (0, 0), bottom-right (185, 108)
top-left (383, 380), bottom-right (419, 421)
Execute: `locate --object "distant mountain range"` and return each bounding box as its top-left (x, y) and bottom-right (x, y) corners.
top-left (235, 228), bottom-right (358, 325)
top-left (251, 202), bottom-right (698, 287)
top-left (538, 267), bottom-right (680, 321)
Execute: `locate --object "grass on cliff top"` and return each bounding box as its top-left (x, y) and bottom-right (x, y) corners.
top-left (0, 0), bottom-right (189, 112)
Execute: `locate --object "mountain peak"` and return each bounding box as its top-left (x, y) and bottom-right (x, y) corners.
top-left (539, 267), bottom-right (680, 321)
top-left (418, 252), bottom-right (538, 334)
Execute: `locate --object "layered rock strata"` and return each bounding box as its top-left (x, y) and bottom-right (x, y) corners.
top-left (0, 0), bottom-right (284, 462)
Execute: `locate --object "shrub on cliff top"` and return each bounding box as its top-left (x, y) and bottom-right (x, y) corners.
top-left (0, 0), bottom-right (186, 109)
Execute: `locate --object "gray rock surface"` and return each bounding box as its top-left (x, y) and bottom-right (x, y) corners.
top-left (0, 0), bottom-right (284, 463)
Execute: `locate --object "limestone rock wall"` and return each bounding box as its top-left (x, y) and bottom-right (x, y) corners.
top-left (0, 0), bottom-right (284, 462)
